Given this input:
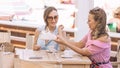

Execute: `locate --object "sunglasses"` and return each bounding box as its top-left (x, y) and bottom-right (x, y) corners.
top-left (47, 15), bottom-right (58, 21)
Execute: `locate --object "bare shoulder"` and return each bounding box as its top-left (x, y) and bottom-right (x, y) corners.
top-left (97, 35), bottom-right (110, 42)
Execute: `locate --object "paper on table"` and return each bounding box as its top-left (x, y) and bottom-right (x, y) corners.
top-left (15, 48), bottom-right (24, 59)
top-left (61, 49), bottom-right (82, 58)
top-left (39, 31), bottom-right (57, 40)
top-left (61, 50), bottom-right (73, 58)
top-left (15, 48), bottom-right (35, 60)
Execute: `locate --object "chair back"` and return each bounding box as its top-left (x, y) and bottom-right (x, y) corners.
top-left (111, 40), bottom-right (120, 68)
top-left (0, 31), bottom-right (11, 43)
top-left (117, 40), bottom-right (120, 68)
top-left (26, 34), bottom-right (34, 50)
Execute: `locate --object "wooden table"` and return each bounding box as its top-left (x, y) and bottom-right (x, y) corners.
top-left (14, 49), bottom-right (91, 68)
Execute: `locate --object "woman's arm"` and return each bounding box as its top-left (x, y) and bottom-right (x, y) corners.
top-left (57, 25), bottom-right (86, 48)
top-left (55, 25), bottom-right (91, 56)
top-left (55, 35), bottom-right (91, 56)
top-left (58, 26), bottom-right (67, 51)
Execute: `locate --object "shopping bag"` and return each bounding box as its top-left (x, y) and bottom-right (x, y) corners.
top-left (0, 52), bottom-right (14, 68)
top-left (0, 42), bottom-right (14, 52)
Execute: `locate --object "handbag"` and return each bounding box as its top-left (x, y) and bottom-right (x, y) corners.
top-left (0, 42), bottom-right (14, 52)
top-left (0, 52), bottom-right (14, 68)
top-left (0, 42), bottom-right (14, 68)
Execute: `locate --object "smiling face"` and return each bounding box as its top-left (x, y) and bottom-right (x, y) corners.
top-left (47, 10), bottom-right (58, 28)
top-left (88, 14), bottom-right (97, 30)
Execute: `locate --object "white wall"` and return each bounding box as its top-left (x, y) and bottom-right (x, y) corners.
top-left (74, 0), bottom-right (94, 41)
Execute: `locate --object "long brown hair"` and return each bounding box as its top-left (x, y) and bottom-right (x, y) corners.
top-left (89, 7), bottom-right (108, 39)
top-left (43, 6), bottom-right (57, 27)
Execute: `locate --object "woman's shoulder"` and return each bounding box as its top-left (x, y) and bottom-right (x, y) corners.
top-left (37, 25), bottom-right (46, 31)
top-left (97, 35), bottom-right (110, 43)
top-left (92, 35), bottom-right (111, 48)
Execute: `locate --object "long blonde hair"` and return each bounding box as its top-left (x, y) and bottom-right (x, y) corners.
top-left (89, 7), bottom-right (108, 39)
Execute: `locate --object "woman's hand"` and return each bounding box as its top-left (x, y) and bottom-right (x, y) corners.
top-left (58, 25), bottom-right (64, 31)
top-left (56, 25), bottom-right (68, 45)
top-left (33, 45), bottom-right (41, 51)
top-left (58, 25), bottom-right (64, 35)
top-left (55, 35), bottom-right (67, 46)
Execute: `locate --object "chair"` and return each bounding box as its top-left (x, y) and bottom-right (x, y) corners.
top-left (111, 40), bottom-right (120, 68)
top-left (0, 31), bottom-right (11, 43)
top-left (0, 31), bottom-right (13, 52)
top-left (25, 34), bottom-right (35, 50)
top-left (0, 31), bottom-right (14, 68)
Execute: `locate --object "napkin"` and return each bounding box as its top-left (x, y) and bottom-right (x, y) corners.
top-left (39, 31), bottom-right (57, 40)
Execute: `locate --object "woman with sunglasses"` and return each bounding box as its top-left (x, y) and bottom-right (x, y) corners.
top-left (55, 7), bottom-right (112, 68)
top-left (33, 6), bottom-right (65, 51)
